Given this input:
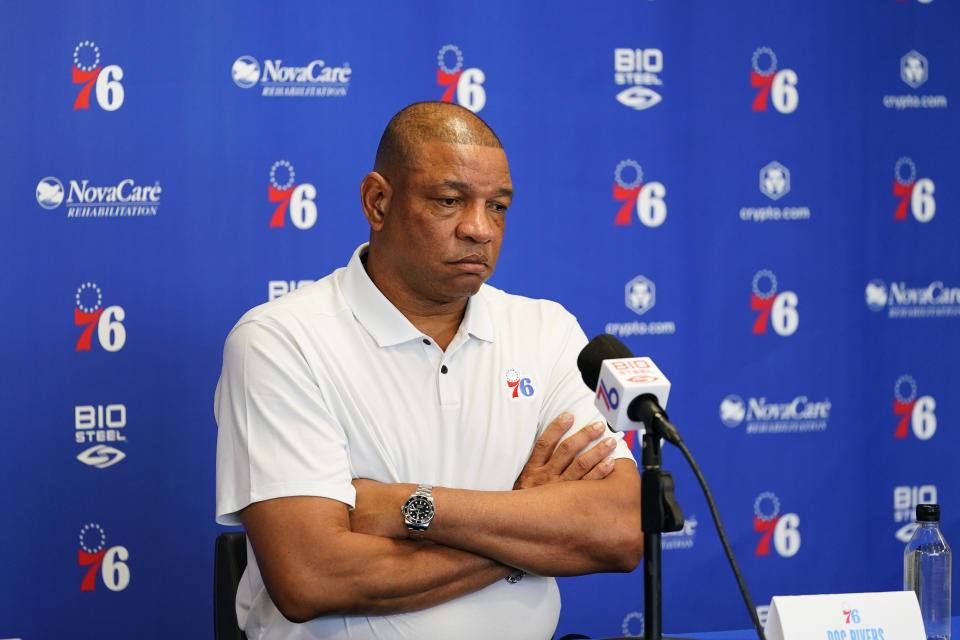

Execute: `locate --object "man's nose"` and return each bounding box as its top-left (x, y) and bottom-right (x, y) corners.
top-left (457, 201), bottom-right (496, 244)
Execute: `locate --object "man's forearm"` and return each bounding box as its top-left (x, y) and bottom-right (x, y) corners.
top-left (428, 461), bottom-right (643, 575)
top-left (241, 497), bottom-right (511, 622)
top-left (353, 460), bottom-right (643, 577)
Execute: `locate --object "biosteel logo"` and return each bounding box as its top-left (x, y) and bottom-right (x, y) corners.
top-left (614, 48), bottom-right (663, 110)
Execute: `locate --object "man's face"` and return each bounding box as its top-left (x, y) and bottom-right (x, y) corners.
top-left (376, 140), bottom-right (512, 307)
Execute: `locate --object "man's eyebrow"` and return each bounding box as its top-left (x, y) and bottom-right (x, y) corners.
top-left (438, 180), bottom-right (513, 198)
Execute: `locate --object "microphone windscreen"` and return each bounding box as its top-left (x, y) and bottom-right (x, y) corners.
top-left (576, 334), bottom-right (634, 391)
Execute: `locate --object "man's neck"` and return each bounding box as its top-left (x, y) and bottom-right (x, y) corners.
top-left (391, 301), bottom-right (464, 352)
top-left (362, 254), bottom-right (467, 351)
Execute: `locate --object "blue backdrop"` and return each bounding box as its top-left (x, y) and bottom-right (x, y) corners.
top-left (1, 1), bottom-right (957, 638)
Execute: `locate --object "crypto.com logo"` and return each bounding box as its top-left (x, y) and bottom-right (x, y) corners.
top-left (72, 41), bottom-right (124, 111)
top-left (893, 157), bottom-right (936, 222)
top-left (613, 159), bottom-right (667, 227)
top-left (901, 50), bottom-right (928, 88)
top-left (750, 47), bottom-right (798, 114)
top-left (751, 270), bottom-right (798, 336)
top-left (436, 45), bottom-right (486, 113)
top-left (78, 523), bottom-right (130, 592)
top-left (759, 162), bottom-right (790, 201)
top-left (753, 492), bottom-right (801, 557)
top-left (893, 375), bottom-right (937, 440)
top-left (614, 48), bottom-right (663, 111)
top-left (625, 275), bottom-right (656, 316)
top-left (74, 283), bottom-right (126, 352)
top-left (268, 161), bottom-right (318, 229)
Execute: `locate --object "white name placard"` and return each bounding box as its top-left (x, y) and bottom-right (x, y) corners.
top-left (763, 591), bottom-right (926, 640)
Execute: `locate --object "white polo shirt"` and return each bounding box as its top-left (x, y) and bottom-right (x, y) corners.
top-left (215, 243), bottom-right (634, 640)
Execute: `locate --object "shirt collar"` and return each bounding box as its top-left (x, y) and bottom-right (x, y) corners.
top-left (340, 243), bottom-right (495, 347)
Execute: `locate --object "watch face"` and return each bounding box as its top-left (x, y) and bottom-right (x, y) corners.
top-left (402, 496), bottom-right (435, 525)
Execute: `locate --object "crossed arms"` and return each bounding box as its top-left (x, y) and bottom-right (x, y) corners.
top-left (240, 413), bottom-right (643, 623)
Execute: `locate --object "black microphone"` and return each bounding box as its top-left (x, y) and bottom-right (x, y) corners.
top-left (576, 334), bottom-right (682, 445)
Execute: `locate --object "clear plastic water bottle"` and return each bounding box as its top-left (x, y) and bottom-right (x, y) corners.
top-left (904, 503), bottom-right (951, 640)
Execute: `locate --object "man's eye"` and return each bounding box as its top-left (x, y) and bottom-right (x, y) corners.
top-left (490, 202), bottom-right (508, 213)
top-left (438, 198), bottom-right (458, 206)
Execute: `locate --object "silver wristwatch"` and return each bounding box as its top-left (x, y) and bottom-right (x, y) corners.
top-left (401, 484), bottom-right (435, 539)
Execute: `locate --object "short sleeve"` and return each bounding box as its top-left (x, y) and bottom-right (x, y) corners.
top-left (537, 312), bottom-right (635, 463)
top-left (215, 319), bottom-right (356, 525)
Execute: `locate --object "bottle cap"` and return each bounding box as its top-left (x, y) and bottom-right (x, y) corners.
top-left (916, 503), bottom-right (940, 522)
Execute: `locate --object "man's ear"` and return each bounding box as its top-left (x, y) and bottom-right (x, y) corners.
top-left (360, 172), bottom-right (392, 231)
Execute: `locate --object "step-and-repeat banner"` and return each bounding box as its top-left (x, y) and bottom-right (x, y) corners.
top-left (2, 1), bottom-right (957, 638)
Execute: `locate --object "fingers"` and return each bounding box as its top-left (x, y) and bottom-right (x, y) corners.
top-left (561, 436), bottom-right (618, 480)
top-left (581, 455), bottom-right (616, 481)
top-left (526, 412), bottom-right (575, 466)
top-left (547, 421), bottom-right (606, 475)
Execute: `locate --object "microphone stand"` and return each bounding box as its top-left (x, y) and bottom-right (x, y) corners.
top-left (640, 427), bottom-right (690, 640)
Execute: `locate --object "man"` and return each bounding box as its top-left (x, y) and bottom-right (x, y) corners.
top-left (215, 102), bottom-right (643, 639)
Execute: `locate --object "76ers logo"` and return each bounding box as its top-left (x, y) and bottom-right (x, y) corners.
top-left (893, 157), bottom-right (936, 222)
top-left (268, 161), bottom-right (318, 229)
top-left (613, 160), bottom-right (667, 227)
top-left (75, 283), bottom-right (126, 352)
top-left (751, 270), bottom-right (798, 336)
top-left (437, 45), bottom-right (486, 113)
top-left (505, 369), bottom-right (534, 398)
top-left (78, 523), bottom-right (130, 592)
top-left (893, 375), bottom-right (937, 440)
top-left (753, 492), bottom-right (801, 557)
top-left (72, 41), bottom-right (124, 111)
top-left (750, 47), bottom-right (798, 114)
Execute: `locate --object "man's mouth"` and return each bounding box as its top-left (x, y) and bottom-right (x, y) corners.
top-left (451, 254), bottom-right (489, 273)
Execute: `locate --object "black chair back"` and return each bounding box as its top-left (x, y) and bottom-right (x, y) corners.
top-left (214, 531), bottom-right (248, 640)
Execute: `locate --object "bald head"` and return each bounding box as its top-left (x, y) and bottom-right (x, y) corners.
top-left (374, 102), bottom-right (503, 182)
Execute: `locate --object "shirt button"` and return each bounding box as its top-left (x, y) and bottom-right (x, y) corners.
top-left (423, 339), bottom-right (431, 345)
top-left (440, 365), bottom-right (448, 374)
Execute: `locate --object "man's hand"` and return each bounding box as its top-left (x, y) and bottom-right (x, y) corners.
top-left (513, 412), bottom-right (618, 490)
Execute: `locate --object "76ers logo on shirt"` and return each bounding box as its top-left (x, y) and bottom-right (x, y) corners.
top-left (268, 161), bottom-right (318, 229)
top-left (893, 157), bottom-right (936, 222)
top-left (436, 45), bottom-right (486, 113)
top-left (751, 270), bottom-right (798, 336)
top-left (78, 523), bottom-right (130, 592)
top-left (750, 47), bottom-right (798, 114)
top-left (72, 41), bottom-right (125, 111)
top-left (75, 283), bottom-right (126, 352)
top-left (753, 492), bottom-right (801, 557)
top-left (505, 369), bottom-right (534, 398)
top-left (613, 159), bottom-right (667, 227)
top-left (893, 375), bottom-right (937, 440)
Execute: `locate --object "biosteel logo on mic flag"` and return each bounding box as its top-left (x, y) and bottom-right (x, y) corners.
top-left (594, 357), bottom-right (670, 431)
